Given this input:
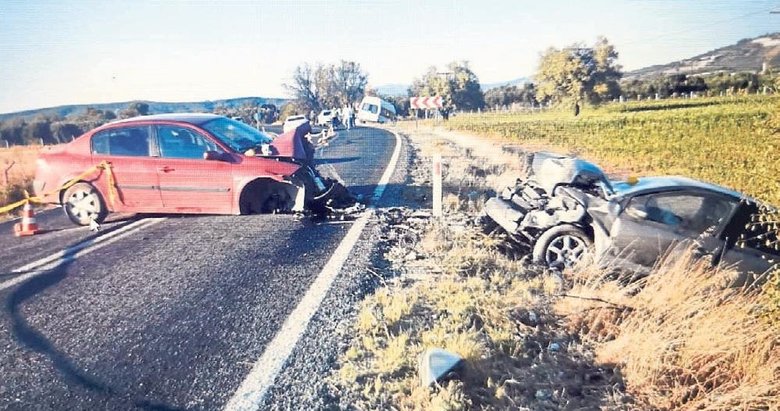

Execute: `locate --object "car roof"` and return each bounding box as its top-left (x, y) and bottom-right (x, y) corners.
top-left (109, 113), bottom-right (222, 126)
top-left (612, 176), bottom-right (745, 199)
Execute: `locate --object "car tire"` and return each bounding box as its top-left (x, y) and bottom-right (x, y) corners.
top-left (62, 182), bottom-right (108, 226)
top-left (532, 224), bottom-right (593, 270)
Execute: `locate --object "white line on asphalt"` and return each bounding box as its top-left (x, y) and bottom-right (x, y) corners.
top-left (0, 218), bottom-right (166, 293)
top-left (224, 127), bottom-right (402, 411)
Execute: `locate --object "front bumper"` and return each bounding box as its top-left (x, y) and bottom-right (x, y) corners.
top-left (484, 197), bottom-right (528, 234)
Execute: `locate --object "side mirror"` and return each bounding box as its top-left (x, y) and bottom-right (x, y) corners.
top-left (203, 150), bottom-right (224, 161)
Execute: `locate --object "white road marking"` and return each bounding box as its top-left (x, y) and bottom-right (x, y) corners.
top-left (224, 127), bottom-right (402, 411)
top-left (0, 218), bottom-right (166, 292)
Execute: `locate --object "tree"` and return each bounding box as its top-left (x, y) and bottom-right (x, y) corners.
top-left (118, 102), bottom-right (148, 119)
top-left (535, 37), bottom-right (622, 106)
top-left (409, 60), bottom-right (485, 113)
top-left (333, 60), bottom-right (368, 106)
top-left (284, 61), bottom-right (369, 114)
top-left (484, 83), bottom-right (537, 108)
top-left (589, 37), bottom-right (622, 103)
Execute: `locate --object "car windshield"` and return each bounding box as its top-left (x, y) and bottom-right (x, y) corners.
top-left (201, 117), bottom-right (274, 153)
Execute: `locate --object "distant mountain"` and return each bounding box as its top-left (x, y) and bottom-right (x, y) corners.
top-left (373, 76), bottom-right (530, 97)
top-left (626, 33), bottom-right (780, 79)
top-left (480, 77), bottom-right (530, 91)
top-left (0, 96), bottom-right (289, 122)
top-left (372, 84), bottom-right (409, 97)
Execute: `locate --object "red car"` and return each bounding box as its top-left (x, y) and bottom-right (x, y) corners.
top-left (34, 113), bottom-right (343, 226)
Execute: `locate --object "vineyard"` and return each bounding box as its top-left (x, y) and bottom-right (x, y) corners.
top-left (442, 96), bottom-right (780, 205)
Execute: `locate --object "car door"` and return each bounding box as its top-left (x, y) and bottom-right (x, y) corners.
top-left (608, 191), bottom-right (737, 267)
top-left (90, 125), bottom-right (164, 211)
top-left (155, 124), bottom-right (234, 213)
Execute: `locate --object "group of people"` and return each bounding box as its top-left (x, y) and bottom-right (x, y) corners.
top-left (338, 105), bottom-right (356, 130)
top-left (310, 105), bottom-right (357, 130)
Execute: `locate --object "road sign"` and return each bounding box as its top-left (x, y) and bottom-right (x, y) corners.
top-left (409, 96), bottom-right (443, 109)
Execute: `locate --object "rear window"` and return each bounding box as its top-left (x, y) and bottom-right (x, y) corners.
top-left (92, 126), bottom-right (151, 157)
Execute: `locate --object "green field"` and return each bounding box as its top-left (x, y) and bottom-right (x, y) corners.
top-left (442, 96), bottom-right (780, 205)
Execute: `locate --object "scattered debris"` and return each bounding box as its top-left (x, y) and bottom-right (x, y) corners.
top-left (418, 348), bottom-right (464, 387)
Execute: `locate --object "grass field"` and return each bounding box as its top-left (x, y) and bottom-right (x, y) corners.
top-left (440, 95), bottom-right (780, 205)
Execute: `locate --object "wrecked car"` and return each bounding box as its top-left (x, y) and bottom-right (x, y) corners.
top-left (482, 153), bottom-right (779, 281)
top-left (33, 113), bottom-right (353, 226)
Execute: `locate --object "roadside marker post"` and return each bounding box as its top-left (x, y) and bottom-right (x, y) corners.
top-left (432, 154), bottom-right (442, 218)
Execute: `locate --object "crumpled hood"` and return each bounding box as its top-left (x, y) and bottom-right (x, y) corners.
top-left (270, 122), bottom-right (312, 160)
top-left (529, 152), bottom-right (613, 195)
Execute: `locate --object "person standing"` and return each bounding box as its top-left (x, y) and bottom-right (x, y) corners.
top-left (343, 105), bottom-right (352, 130)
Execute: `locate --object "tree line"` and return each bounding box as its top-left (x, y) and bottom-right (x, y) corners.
top-left (0, 102), bottom-right (150, 146)
top-left (5, 37), bottom-right (779, 146)
top-left (284, 37), bottom-right (779, 119)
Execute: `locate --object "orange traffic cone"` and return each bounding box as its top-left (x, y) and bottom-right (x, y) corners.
top-left (13, 202), bottom-right (41, 237)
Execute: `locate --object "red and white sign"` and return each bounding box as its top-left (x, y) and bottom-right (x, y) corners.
top-left (409, 96), bottom-right (443, 109)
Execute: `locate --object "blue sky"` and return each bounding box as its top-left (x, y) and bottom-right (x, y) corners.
top-left (0, 0), bottom-right (778, 113)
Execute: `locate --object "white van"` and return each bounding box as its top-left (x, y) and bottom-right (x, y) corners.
top-left (357, 96), bottom-right (396, 124)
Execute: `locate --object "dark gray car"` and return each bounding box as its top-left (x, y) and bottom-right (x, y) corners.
top-left (482, 153), bottom-right (778, 283)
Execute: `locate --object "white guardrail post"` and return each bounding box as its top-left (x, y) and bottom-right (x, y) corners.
top-left (432, 154), bottom-right (442, 217)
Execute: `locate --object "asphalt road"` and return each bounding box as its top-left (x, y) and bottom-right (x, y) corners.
top-left (0, 125), bottom-right (397, 410)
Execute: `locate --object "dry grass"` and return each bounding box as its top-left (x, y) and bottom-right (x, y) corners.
top-left (0, 146), bottom-right (39, 214)
top-left (332, 224), bottom-right (623, 410)
top-left (334, 124), bottom-right (779, 410)
top-left (330, 129), bottom-right (624, 409)
top-left (557, 250), bottom-right (780, 410)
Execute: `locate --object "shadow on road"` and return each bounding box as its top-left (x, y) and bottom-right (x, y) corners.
top-left (315, 156), bottom-right (361, 165)
top-left (4, 257), bottom-right (185, 410)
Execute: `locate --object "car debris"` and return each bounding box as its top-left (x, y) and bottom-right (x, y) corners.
top-left (480, 152), bottom-right (779, 283)
top-left (418, 348), bottom-right (464, 387)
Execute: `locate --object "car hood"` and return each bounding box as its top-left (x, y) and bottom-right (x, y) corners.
top-left (268, 122), bottom-right (311, 160)
top-left (529, 152), bottom-right (614, 196)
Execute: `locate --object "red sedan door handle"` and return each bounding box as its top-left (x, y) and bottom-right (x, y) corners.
top-left (159, 166), bottom-right (175, 173)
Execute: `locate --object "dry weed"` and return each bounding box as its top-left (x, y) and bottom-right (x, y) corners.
top-left (558, 249), bottom-right (780, 410)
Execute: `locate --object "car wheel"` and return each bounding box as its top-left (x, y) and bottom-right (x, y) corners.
top-left (63, 182), bottom-right (108, 226)
top-left (532, 224), bottom-right (593, 269)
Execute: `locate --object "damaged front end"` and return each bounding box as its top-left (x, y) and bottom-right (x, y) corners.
top-left (482, 153), bottom-right (612, 246)
top-left (247, 122), bottom-right (360, 216)
top-left (285, 163), bottom-right (359, 215)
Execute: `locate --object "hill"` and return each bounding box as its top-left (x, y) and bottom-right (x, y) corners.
top-left (480, 77), bottom-right (530, 90)
top-left (626, 32), bottom-right (780, 79)
top-left (373, 77), bottom-right (530, 97)
top-left (372, 84), bottom-right (409, 97)
top-left (0, 97), bottom-right (289, 122)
